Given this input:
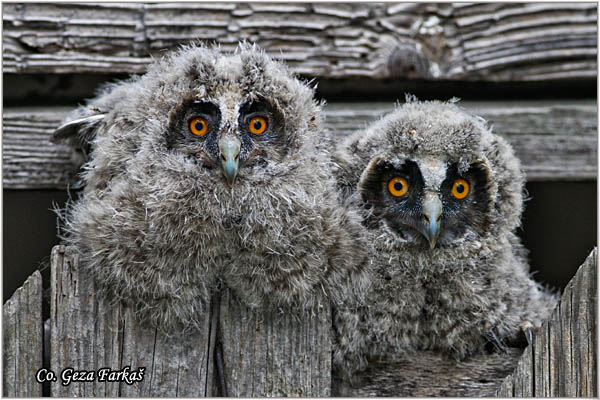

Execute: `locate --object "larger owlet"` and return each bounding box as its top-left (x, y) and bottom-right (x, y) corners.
top-left (331, 99), bottom-right (557, 377)
top-left (53, 43), bottom-right (370, 333)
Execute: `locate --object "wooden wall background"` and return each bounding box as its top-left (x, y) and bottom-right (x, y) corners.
top-left (2, 2), bottom-right (598, 397)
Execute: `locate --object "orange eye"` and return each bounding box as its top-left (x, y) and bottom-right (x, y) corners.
top-left (451, 179), bottom-right (470, 199)
top-left (189, 117), bottom-right (208, 136)
top-left (249, 116), bottom-right (268, 135)
top-left (388, 177), bottom-right (409, 197)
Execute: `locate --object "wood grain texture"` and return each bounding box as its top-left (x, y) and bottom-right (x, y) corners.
top-left (3, 2), bottom-right (597, 81)
top-left (332, 348), bottom-right (523, 397)
top-left (49, 245), bottom-right (213, 397)
top-left (2, 270), bottom-right (43, 397)
top-left (2, 100), bottom-right (596, 189)
top-left (496, 247), bottom-right (597, 397)
top-left (42, 245), bottom-right (332, 397)
top-left (219, 290), bottom-right (332, 397)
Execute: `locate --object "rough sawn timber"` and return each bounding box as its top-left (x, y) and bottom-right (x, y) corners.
top-left (496, 247), bottom-right (597, 397)
top-left (1, 248), bottom-right (597, 396)
top-left (2, 100), bottom-right (596, 190)
top-left (2, 2), bottom-right (597, 81)
top-left (332, 348), bottom-right (524, 397)
top-left (17, 245), bottom-right (331, 397)
top-left (2, 271), bottom-right (43, 397)
top-left (219, 290), bottom-right (332, 396)
top-left (49, 245), bottom-right (214, 397)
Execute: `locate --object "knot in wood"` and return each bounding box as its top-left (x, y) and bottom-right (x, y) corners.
top-left (388, 43), bottom-right (431, 79)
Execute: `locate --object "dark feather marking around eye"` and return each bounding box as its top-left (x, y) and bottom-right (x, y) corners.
top-left (359, 158), bottom-right (424, 232)
top-left (441, 162), bottom-right (492, 237)
top-left (166, 98), bottom-right (221, 150)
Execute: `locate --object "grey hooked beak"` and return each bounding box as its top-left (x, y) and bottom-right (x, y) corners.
top-left (218, 135), bottom-right (241, 188)
top-left (419, 191), bottom-right (442, 249)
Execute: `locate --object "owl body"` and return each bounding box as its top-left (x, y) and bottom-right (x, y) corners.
top-left (56, 44), bottom-right (370, 332)
top-left (332, 100), bottom-right (556, 376)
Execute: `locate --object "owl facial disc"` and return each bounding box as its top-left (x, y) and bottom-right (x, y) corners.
top-left (218, 135), bottom-right (241, 187)
top-left (419, 191), bottom-right (442, 249)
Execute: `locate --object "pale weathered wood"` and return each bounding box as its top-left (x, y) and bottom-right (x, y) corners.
top-left (3, 2), bottom-right (596, 81)
top-left (332, 348), bottom-right (523, 397)
top-left (219, 291), bottom-right (331, 397)
top-left (45, 244), bottom-right (332, 397)
top-left (2, 270), bottom-right (43, 397)
top-left (496, 247), bottom-right (597, 397)
top-left (2, 100), bottom-right (596, 189)
top-left (49, 245), bottom-right (213, 397)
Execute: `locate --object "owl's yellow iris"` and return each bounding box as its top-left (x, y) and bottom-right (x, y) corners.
top-left (189, 117), bottom-right (208, 136)
top-left (388, 177), bottom-right (408, 197)
top-left (451, 179), bottom-right (470, 199)
top-left (249, 116), bottom-right (268, 135)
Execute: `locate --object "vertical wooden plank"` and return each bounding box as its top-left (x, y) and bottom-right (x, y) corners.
top-left (2, 270), bottom-right (43, 397)
top-left (497, 374), bottom-right (514, 397)
top-left (50, 245), bottom-right (212, 397)
top-left (497, 247), bottom-right (597, 397)
top-left (118, 309), bottom-right (212, 397)
top-left (547, 307), bottom-right (561, 396)
top-left (219, 290), bottom-right (332, 397)
top-left (50, 245), bottom-right (122, 396)
top-left (572, 250), bottom-right (597, 396)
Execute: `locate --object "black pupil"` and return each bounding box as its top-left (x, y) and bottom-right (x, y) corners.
top-left (253, 120), bottom-right (263, 130)
top-left (394, 181), bottom-right (403, 192)
top-left (195, 121), bottom-right (205, 131)
top-left (456, 184), bottom-right (464, 193)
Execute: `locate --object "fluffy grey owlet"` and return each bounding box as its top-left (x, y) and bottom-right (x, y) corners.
top-left (53, 44), bottom-right (371, 333)
top-left (331, 99), bottom-right (557, 378)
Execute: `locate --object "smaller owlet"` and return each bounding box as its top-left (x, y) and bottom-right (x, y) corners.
top-left (331, 98), bottom-right (557, 378)
top-left (53, 43), bottom-right (371, 333)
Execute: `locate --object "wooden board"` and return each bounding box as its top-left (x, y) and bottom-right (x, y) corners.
top-left (496, 247), bottom-right (597, 397)
top-left (3, 2), bottom-right (597, 81)
top-left (332, 348), bottom-right (523, 397)
top-left (2, 100), bottom-right (596, 190)
top-left (2, 270), bottom-right (43, 397)
top-left (2, 247), bottom-right (596, 397)
top-left (49, 245), bottom-right (213, 397)
top-left (219, 291), bottom-right (332, 397)
top-left (44, 245), bottom-right (332, 397)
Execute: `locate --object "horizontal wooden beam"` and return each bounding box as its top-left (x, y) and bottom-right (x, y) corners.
top-left (3, 100), bottom-right (596, 190)
top-left (3, 2), bottom-right (597, 81)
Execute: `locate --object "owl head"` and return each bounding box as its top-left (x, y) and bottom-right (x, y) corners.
top-left (55, 42), bottom-right (323, 193)
top-left (337, 99), bottom-right (525, 249)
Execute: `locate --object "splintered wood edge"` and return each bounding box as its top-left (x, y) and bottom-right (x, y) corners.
top-left (2, 3), bottom-right (597, 80)
top-left (496, 247), bottom-right (597, 397)
top-left (2, 270), bottom-right (43, 397)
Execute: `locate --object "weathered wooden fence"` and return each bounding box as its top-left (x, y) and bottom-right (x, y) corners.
top-left (3, 246), bottom-right (596, 397)
top-left (4, 245), bottom-right (331, 397)
top-left (497, 248), bottom-right (597, 397)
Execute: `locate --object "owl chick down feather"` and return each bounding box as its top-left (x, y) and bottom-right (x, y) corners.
top-left (331, 99), bottom-right (557, 379)
top-left (53, 44), bottom-right (372, 334)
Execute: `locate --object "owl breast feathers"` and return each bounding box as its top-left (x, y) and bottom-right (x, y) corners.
top-left (55, 44), bottom-right (371, 333)
top-left (332, 99), bottom-right (557, 378)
